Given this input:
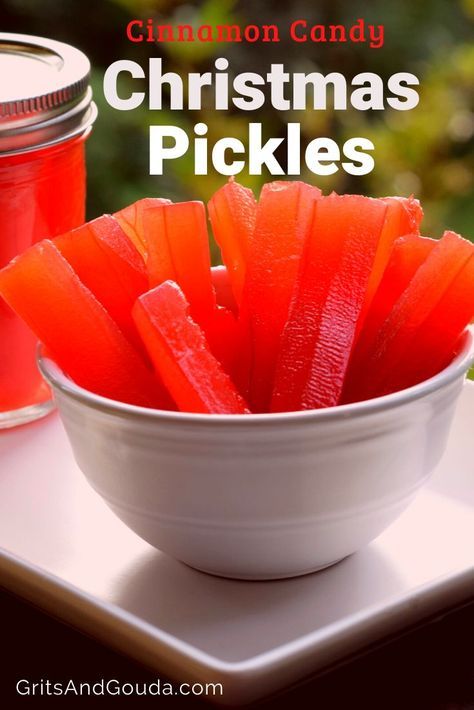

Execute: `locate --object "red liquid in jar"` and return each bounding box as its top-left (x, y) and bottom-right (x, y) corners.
top-left (0, 136), bottom-right (86, 411)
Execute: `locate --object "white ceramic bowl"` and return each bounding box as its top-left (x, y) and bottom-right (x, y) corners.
top-left (38, 328), bottom-right (474, 580)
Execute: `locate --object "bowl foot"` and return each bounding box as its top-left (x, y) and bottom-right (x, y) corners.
top-left (183, 555), bottom-right (349, 581)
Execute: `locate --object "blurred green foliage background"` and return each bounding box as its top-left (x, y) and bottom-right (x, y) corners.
top-left (2, 0), bottom-right (473, 242)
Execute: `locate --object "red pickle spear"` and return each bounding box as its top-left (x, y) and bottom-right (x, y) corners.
top-left (343, 234), bottom-right (436, 403)
top-left (114, 197), bottom-right (171, 259)
top-left (351, 230), bottom-right (474, 401)
top-left (145, 201), bottom-right (216, 321)
top-left (392, 253), bottom-right (474, 389)
top-left (272, 194), bottom-right (388, 412)
top-left (0, 240), bottom-right (170, 409)
top-left (143, 200), bottom-right (241, 375)
top-left (356, 196), bottom-right (423, 335)
top-left (208, 178), bottom-right (257, 306)
top-left (240, 181), bottom-right (321, 412)
top-left (133, 281), bottom-right (250, 414)
top-left (54, 214), bottom-right (148, 353)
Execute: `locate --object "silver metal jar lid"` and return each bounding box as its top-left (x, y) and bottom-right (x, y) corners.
top-left (0, 33), bottom-right (97, 155)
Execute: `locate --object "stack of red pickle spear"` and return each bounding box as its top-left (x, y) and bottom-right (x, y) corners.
top-left (0, 179), bottom-right (473, 415)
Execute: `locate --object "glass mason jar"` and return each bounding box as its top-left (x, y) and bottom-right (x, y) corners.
top-left (0, 33), bottom-right (97, 428)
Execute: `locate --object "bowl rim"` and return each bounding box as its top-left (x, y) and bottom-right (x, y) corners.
top-left (37, 326), bottom-right (474, 426)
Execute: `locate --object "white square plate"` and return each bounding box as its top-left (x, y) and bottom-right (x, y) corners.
top-left (0, 384), bottom-right (473, 705)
